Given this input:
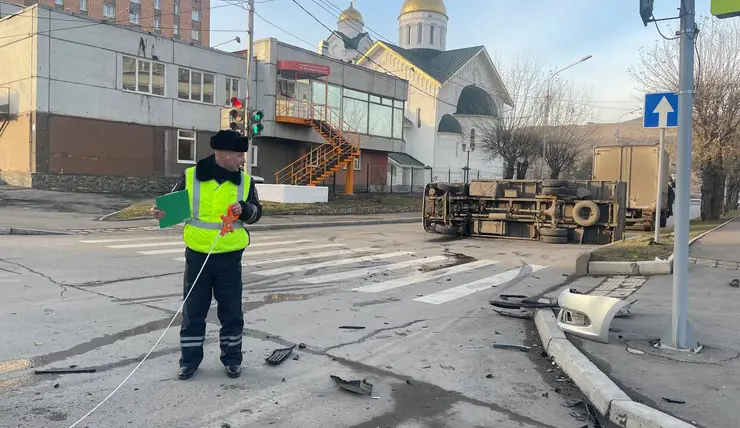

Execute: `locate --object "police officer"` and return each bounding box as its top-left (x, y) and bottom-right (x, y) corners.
top-left (151, 130), bottom-right (262, 380)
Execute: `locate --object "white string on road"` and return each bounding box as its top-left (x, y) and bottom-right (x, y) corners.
top-left (67, 234), bottom-right (222, 428)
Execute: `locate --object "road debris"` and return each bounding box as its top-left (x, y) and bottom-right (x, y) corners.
top-left (561, 398), bottom-right (583, 408)
top-left (265, 345), bottom-right (296, 366)
top-left (730, 278), bottom-right (739, 288)
top-left (339, 326), bottom-right (365, 330)
top-left (662, 397), bottom-right (686, 404)
top-left (34, 368), bottom-right (97, 375)
top-left (439, 364), bottom-right (455, 371)
top-left (493, 343), bottom-right (531, 352)
top-left (626, 346), bottom-right (645, 355)
top-left (298, 343), bottom-right (307, 349)
top-left (615, 299), bottom-right (638, 318)
top-left (330, 375), bottom-right (373, 396)
top-left (485, 374), bottom-right (493, 379)
top-left (585, 403), bottom-right (603, 428)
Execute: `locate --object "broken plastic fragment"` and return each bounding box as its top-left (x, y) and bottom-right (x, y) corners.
top-left (330, 375), bottom-right (373, 396)
top-left (493, 343), bottom-right (531, 352)
top-left (265, 345), bottom-right (296, 366)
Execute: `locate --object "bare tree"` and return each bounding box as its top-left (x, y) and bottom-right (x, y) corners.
top-left (570, 153), bottom-right (594, 180)
top-left (541, 78), bottom-right (597, 178)
top-left (477, 52), bottom-right (547, 179)
top-left (628, 17), bottom-right (740, 220)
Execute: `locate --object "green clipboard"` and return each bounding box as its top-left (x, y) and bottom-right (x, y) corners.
top-left (155, 190), bottom-right (191, 228)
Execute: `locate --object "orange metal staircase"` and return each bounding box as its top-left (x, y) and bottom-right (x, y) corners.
top-left (274, 99), bottom-right (360, 191)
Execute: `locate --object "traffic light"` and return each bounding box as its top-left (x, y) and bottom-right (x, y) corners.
top-left (639, 0), bottom-right (654, 26)
top-left (226, 97), bottom-right (244, 134)
top-left (249, 110), bottom-right (264, 137)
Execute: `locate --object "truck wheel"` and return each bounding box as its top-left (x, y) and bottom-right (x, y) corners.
top-left (539, 228), bottom-right (567, 237)
top-left (541, 235), bottom-right (567, 244)
top-left (573, 201), bottom-right (600, 227)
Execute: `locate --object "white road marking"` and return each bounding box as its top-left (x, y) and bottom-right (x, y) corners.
top-left (242, 247), bottom-right (379, 267)
top-left (413, 264), bottom-right (547, 305)
top-left (136, 240), bottom-right (313, 255)
top-left (108, 241), bottom-right (184, 249)
top-left (353, 260), bottom-right (499, 293)
top-left (254, 251), bottom-right (415, 276)
top-left (299, 255), bottom-right (449, 284)
top-left (172, 243), bottom-right (347, 261)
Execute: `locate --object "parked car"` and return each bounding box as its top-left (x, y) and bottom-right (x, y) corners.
top-left (252, 175), bottom-right (264, 184)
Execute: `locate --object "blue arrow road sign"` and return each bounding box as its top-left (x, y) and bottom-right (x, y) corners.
top-left (643, 92), bottom-right (678, 128)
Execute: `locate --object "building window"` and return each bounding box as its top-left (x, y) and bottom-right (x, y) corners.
top-left (174, 2), bottom-right (179, 14)
top-left (122, 56), bottom-right (164, 96)
top-left (173, 23), bottom-right (179, 35)
top-left (417, 24), bottom-right (422, 44)
top-left (178, 67), bottom-right (214, 103)
top-left (337, 86), bottom-right (404, 140)
top-left (154, 0), bottom-right (160, 9)
top-left (79, 0), bottom-right (87, 11)
top-left (416, 108), bottom-right (421, 128)
top-left (103, 3), bottom-right (114, 17)
top-left (55, 0), bottom-right (62, 5)
top-left (129, 11), bottom-right (140, 24)
top-left (343, 154), bottom-right (361, 171)
top-left (191, 9), bottom-right (200, 21)
top-left (191, 29), bottom-right (200, 41)
top-left (130, 0), bottom-right (140, 3)
top-left (154, 18), bottom-right (160, 30)
top-left (406, 26), bottom-right (411, 45)
top-left (430, 25), bottom-right (434, 44)
top-left (225, 77), bottom-right (239, 105)
top-left (177, 130), bottom-right (196, 164)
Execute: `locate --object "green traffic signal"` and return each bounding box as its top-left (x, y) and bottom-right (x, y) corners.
top-left (249, 110), bottom-right (264, 136)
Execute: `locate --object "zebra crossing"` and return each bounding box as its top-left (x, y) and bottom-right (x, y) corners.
top-left (77, 232), bottom-right (549, 306)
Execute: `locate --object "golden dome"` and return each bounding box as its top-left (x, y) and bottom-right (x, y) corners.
top-left (400, 0), bottom-right (447, 16)
top-left (338, 2), bottom-right (363, 22)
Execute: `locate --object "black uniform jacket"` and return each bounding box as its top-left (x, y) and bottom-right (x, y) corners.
top-left (170, 154), bottom-right (262, 225)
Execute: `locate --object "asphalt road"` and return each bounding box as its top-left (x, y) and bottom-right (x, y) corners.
top-left (1, 223), bottom-right (605, 428)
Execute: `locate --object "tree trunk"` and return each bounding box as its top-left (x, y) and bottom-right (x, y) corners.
top-left (700, 161), bottom-right (725, 221)
top-left (516, 160), bottom-right (530, 179)
top-left (549, 169), bottom-right (561, 179)
top-left (503, 158), bottom-right (516, 179)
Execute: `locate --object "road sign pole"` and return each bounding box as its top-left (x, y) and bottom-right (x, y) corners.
top-left (246, 0), bottom-right (255, 176)
top-left (661, 0), bottom-right (698, 351)
top-left (654, 128), bottom-right (666, 243)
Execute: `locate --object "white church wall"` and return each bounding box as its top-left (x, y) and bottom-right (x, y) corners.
top-left (398, 11), bottom-right (447, 51)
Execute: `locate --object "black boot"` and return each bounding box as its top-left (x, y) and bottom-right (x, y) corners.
top-left (225, 365), bottom-right (241, 378)
top-left (178, 366), bottom-right (197, 380)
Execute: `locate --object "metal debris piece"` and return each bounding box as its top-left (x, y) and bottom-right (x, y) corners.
top-left (298, 343), bottom-right (307, 349)
top-left (491, 307), bottom-right (533, 320)
top-left (34, 368), bottom-right (97, 375)
top-left (485, 374), bottom-right (493, 379)
top-left (730, 279), bottom-right (739, 288)
top-left (330, 375), bottom-right (373, 396)
top-left (339, 325), bottom-right (365, 330)
top-left (265, 345), bottom-right (296, 366)
top-left (615, 299), bottom-right (638, 318)
top-left (493, 343), bottom-right (531, 352)
top-left (439, 364), bottom-right (455, 371)
top-left (662, 397), bottom-right (686, 404)
top-left (585, 403), bottom-right (603, 428)
top-left (562, 398), bottom-right (583, 408)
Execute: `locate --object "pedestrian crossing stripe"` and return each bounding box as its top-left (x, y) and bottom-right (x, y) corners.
top-left (136, 240), bottom-right (312, 255)
top-left (299, 255), bottom-right (450, 284)
top-left (242, 247), bottom-right (379, 267)
top-left (412, 264), bottom-right (547, 305)
top-left (352, 259), bottom-right (499, 293)
top-left (174, 243), bottom-right (348, 262)
top-left (253, 251), bottom-right (415, 276)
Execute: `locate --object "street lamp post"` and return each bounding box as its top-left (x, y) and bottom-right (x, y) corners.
top-left (615, 108), bottom-right (641, 144)
top-left (462, 129), bottom-right (476, 182)
top-left (540, 55), bottom-right (593, 179)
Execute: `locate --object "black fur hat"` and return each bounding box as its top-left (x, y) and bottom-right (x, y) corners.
top-left (210, 130), bottom-right (249, 152)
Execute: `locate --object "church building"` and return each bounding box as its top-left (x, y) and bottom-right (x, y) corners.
top-left (323, 0), bottom-right (514, 182)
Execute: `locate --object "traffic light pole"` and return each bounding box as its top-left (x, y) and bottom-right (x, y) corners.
top-left (245, 0), bottom-right (255, 176)
top-left (660, 0), bottom-right (699, 351)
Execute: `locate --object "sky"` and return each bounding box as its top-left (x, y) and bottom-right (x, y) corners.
top-left (209, 0), bottom-right (715, 124)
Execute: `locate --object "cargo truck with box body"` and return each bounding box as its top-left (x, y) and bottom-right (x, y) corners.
top-left (591, 144), bottom-right (670, 231)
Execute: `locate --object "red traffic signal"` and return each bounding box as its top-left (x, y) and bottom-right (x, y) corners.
top-left (230, 97), bottom-right (243, 109)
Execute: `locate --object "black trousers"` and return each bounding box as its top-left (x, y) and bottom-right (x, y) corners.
top-left (179, 247), bottom-right (244, 368)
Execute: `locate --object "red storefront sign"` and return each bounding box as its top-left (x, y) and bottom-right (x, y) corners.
top-left (277, 60), bottom-right (331, 76)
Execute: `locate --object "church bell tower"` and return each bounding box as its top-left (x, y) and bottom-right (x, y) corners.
top-left (398, 0), bottom-right (448, 51)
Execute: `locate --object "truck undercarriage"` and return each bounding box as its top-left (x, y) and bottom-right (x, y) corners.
top-left (422, 179), bottom-right (627, 245)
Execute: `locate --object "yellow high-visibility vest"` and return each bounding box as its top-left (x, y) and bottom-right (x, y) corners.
top-left (183, 166), bottom-right (251, 253)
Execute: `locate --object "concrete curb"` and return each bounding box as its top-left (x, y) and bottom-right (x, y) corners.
top-left (0, 227), bottom-right (74, 236)
top-left (534, 309), bottom-right (695, 427)
top-left (584, 215), bottom-right (740, 276)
